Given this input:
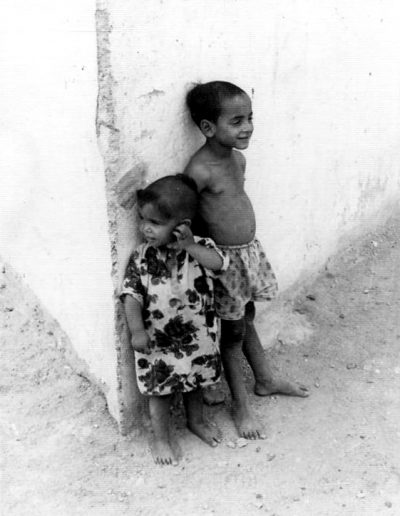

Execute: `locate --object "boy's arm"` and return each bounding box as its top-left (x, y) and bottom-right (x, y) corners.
top-left (123, 295), bottom-right (151, 354)
top-left (184, 161), bottom-right (210, 192)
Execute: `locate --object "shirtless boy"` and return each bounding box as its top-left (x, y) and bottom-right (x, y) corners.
top-left (184, 81), bottom-right (308, 440)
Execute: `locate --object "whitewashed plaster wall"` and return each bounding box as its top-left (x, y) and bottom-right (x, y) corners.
top-left (0, 3), bottom-right (120, 421)
top-left (2, 0), bottom-right (400, 433)
top-left (106, 0), bottom-right (400, 290)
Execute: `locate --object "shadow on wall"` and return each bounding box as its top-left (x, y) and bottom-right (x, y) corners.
top-left (115, 299), bottom-right (150, 435)
top-left (113, 164), bottom-right (151, 435)
top-left (114, 164), bottom-right (149, 210)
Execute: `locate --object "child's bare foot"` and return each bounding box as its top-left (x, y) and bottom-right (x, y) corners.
top-left (203, 385), bottom-right (225, 406)
top-left (150, 436), bottom-right (179, 466)
top-left (254, 378), bottom-right (309, 398)
top-left (187, 420), bottom-right (222, 447)
top-left (170, 436), bottom-right (183, 462)
top-left (232, 402), bottom-right (266, 440)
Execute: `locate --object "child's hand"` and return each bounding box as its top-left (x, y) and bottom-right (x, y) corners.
top-left (169, 223), bottom-right (195, 251)
top-left (131, 330), bottom-right (151, 354)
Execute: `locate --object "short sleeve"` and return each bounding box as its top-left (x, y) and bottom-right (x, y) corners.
top-left (119, 251), bottom-right (146, 306)
top-left (195, 236), bottom-right (229, 274)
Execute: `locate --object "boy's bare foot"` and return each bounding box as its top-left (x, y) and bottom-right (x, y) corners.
top-left (187, 420), bottom-right (222, 447)
top-left (203, 385), bottom-right (225, 405)
top-left (254, 378), bottom-right (309, 398)
top-left (232, 402), bottom-right (266, 440)
top-left (150, 436), bottom-right (179, 466)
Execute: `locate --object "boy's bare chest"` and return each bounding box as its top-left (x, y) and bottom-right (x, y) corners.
top-left (204, 166), bottom-right (245, 197)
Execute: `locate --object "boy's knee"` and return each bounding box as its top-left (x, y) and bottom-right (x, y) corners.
top-left (221, 318), bottom-right (245, 346)
top-left (244, 302), bottom-right (255, 323)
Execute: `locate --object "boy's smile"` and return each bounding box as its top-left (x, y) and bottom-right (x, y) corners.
top-left (213, 94), bottom-right (253, 150)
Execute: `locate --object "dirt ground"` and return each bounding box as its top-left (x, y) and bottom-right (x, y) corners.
top-left (2, 215), bottom-right (400, 516)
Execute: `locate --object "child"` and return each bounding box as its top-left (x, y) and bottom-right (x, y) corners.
top-left (120, 174), bottom-right (228, 465)
top-left (184, 81), bottom-right (309, 441)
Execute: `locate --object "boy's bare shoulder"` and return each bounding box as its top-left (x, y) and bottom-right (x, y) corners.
top-left (183, 150), bottom-right (212, 190)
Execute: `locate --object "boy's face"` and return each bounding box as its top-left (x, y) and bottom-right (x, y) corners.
top-left (213, 94), bottom-right (253, 150)
top-left (138, 203), bottom-right (178, 248)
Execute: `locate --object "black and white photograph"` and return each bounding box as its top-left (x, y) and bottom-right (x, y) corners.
top-left (1, 1), bottom-right (400, 514)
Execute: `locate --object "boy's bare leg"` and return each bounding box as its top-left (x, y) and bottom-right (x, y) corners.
top-left (149, 395), bottom-right (180, 466)
top-left (243, 302), bottom-right (309, 397)
top-left (221, 319), bottom-right (266, 440)
top-left (184, 388), bottom-right (222, 447)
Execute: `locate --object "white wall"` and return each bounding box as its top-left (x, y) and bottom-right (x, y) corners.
top-left (2, 0), bottom-right (400, 431)
top-left (0, 2), bottom-right (119, 418)
top-left (107, 0), bottom-right (400, 289)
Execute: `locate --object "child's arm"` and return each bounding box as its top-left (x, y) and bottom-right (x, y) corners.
top-left (170, 224), bottom-right (223, 271)
top-left (124, 295), bottom-right (151, 354)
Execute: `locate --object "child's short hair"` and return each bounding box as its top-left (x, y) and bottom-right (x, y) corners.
top-left (136, 174), bottom-right (198, 221)
top-left (186, 81), bottom-right (246, 127)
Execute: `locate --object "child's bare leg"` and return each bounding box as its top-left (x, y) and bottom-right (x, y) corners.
top-left (149, 395), bottom-right (179, 466)
top-left (221, 319), bottom-right (266, 440)
top-left (243, 302), bottom-right (309, 397)
top-left (202, 384), bottom-right (225, 405)
top-left (184, 388), bottom-right (222, 447)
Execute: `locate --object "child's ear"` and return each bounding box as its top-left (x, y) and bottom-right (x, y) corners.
top-left (199, 119), bottom-right (216, 138)
top-left (180, 218), bottom-right (192, 228)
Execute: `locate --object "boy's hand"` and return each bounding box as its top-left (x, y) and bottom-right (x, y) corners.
top-left (169, 223), bottom-right (195, 251)
top-left (131, 329), bottom-right (151, 354)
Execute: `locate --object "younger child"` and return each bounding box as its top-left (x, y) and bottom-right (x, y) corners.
top-left (121, 174), bottom-right (228, 465)
top-left (184, 81), bottom-right (309, 440)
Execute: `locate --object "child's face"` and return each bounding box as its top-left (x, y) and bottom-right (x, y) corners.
top-left (138, 203), bottom-right (178, 248)
top-left (213, 94), bottom-right (253, 149)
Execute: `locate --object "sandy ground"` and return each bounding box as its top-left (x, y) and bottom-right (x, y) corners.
top-left (2, 215), bottom-right (400, 516)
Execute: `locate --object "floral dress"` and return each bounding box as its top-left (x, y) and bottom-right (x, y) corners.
top-left (120, 237), bottom-right (228, 396)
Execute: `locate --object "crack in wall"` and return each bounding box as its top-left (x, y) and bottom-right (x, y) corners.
top-left (95, 4), bottom-right (145, 435)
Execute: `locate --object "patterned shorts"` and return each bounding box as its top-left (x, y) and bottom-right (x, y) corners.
top-left (214, 238), bottom-right (278, 320)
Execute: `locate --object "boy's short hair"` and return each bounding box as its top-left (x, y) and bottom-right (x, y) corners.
top-left (186, 81), bottom-right (246, 127)
top-left (136, 174), bottom-right (198, 221)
